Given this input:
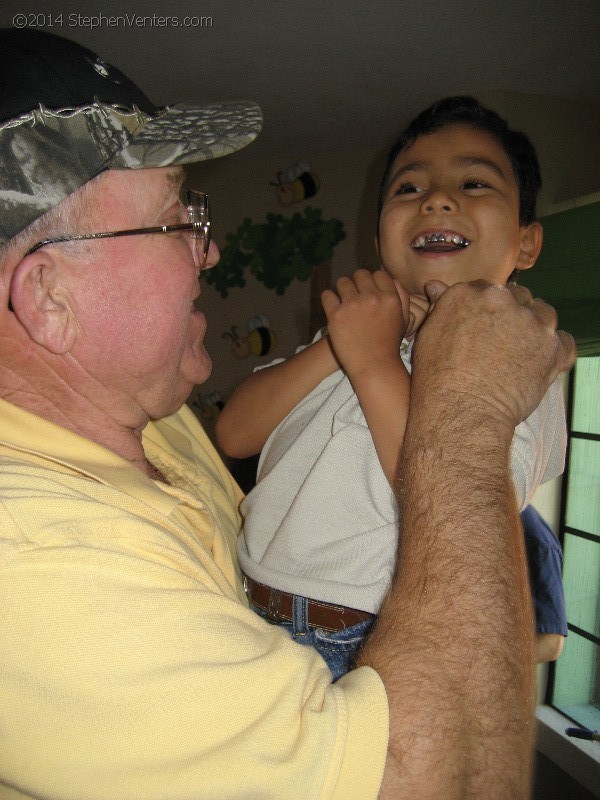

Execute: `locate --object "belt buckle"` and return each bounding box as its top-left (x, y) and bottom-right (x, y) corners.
top-left (266, 587), bottom-right (283, 622)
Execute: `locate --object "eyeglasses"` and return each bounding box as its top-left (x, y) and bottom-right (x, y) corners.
top-left (24, 189), bottom-right (211, 271)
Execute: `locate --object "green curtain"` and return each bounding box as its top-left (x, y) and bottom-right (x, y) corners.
top-left (519, 201), bottom-right (600, 356)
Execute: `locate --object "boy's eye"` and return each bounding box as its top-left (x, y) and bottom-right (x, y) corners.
top-left (462, 179), bottom-right (489, 190)
top-left (394, 182), bottom-right (423, 196)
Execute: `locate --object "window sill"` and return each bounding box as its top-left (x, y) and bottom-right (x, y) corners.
top-left (536, 705), bottom-right (600, 798)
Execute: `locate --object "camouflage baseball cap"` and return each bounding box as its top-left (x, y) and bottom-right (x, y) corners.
top-left (0, 28), bottom-right (262, 244)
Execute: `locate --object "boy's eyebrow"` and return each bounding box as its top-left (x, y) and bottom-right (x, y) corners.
top-left (458, 156), bottom-right (509, 180)
top-left (388, 156), bottom-right (509, 186)
top-left (386, 160), bottom-right (427, 185)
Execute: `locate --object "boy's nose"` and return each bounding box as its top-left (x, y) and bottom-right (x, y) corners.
top-left (421, 188), bottom-right (457, 213)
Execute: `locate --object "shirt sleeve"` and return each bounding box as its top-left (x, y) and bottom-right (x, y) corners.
top-left (252, 328), bottom-right (326, 373)
top-left (510, 377), bottom-right (567, 510)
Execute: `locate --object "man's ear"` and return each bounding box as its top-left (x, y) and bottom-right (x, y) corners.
top-left (9, 252), bottom-right (79, 354)
top-left (515, 221), bottom-right (543, 272)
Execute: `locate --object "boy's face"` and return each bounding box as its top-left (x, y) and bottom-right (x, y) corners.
top-left (377, 124), bottom-right (542, 297)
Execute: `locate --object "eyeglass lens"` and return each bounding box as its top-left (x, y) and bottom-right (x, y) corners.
top-left (184, 190), bottom-right (211, 270)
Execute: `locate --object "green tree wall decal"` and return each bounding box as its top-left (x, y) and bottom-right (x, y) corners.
top-left (205, 207), bottom-right (346, 298)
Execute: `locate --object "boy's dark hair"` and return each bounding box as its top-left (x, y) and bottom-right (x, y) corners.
top-left (377, 96), bottom-right (541, 229)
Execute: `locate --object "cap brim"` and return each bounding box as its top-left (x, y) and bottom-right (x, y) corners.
top-left (0, 99), bottom-right (262, 244)
top-left (109, 100), bottom-right (263, 168)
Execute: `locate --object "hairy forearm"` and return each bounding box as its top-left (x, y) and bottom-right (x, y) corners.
top-left (359, 391), bottom-right (536, 800)
top-left (216, 335), bottom-right (339, 458)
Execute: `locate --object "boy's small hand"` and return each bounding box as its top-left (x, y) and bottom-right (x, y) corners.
top-left (321, 269), bottom-right (409, 377)
top-left (405, 293), bottom-right (431, 339)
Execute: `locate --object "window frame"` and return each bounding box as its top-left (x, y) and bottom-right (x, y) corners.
top-left (546, 356), bottom-right (600, 732)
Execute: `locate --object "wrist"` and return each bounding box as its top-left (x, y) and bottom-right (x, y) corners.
top-left (344, 352), bottom-right (406, 384)
top-left (313, 333), bottom-right (341, 373)
top-left (409, 366), bottom-right (519, 447)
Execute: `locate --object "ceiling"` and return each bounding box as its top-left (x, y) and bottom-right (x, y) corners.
top-left (1, 0), bottom-right (599, 159)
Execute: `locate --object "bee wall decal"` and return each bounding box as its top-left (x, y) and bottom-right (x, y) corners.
top-left (192, 392), bottom-right (224, 422)
top-left (271, 161), bottom-right (320, 206)
top-left (223, 315), bottom-right (276, 360)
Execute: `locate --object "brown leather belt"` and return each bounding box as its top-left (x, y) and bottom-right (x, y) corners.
top-left (243, 574), bottom-right (375, 632)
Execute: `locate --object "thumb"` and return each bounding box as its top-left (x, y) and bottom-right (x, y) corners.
top-left (424, 280), bottom-right (449, 305)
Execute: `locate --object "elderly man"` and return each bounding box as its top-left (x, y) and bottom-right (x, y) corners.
top-left (0, 29), bottom-right (574, 800)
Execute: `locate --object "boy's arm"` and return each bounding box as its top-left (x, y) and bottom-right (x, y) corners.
top-left (215, 334), bottom-right (339, 459)
top-left (322, 269), bottom-right (418, 485)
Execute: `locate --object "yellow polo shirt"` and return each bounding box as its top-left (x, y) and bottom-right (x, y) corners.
top-left (0, 399), bottom-right (388, 799)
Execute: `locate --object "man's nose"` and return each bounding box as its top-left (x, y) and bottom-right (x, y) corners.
top-left (202, 239), bottom-right (220, 271)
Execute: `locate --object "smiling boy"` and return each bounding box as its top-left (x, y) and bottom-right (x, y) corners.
top-left (377, 122), bottom-right (541, 292)
top-left (217, 97), bottom-right (566, 677)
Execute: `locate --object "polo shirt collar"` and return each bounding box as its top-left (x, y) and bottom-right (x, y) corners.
top-left (0, 397), bottom-right (181, 514)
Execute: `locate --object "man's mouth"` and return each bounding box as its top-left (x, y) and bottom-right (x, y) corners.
top-left (411, 231), bottom-right (471, 251)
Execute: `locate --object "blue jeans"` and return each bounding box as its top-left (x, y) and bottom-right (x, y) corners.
top-left (249, 597), bottom-right (375, 681)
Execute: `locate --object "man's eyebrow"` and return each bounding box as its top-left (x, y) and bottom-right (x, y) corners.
top-left (164, 167), bottom-right (185, 192)
top-left (155, 168), bottom-right (186, 217)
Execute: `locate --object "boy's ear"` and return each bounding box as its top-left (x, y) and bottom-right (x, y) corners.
top-left (374, 233), bottom-right (383, 267)
top-left (9, 252), bottom-right (79, 354)
top-left (515, 221), bottom-right (543, 272)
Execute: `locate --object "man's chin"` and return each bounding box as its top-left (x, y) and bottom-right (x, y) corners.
top-left (190, 347), bottom-right (213, 386)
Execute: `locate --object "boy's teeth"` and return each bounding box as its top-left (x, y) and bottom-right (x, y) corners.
top-left (412, 233), bottom-right (471, 248)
